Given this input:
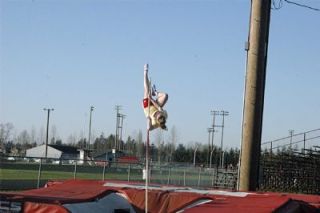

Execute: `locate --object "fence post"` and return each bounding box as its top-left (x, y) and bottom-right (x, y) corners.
top-left (216, 167), bottom-right (219, 187)
top-left (183, 169), bottom-right (186, 186)
top-left (149, 166), bottom-right (152, 183)
top-left (167, 168), bottom-right (171, 185)
top-left (211, 169), bottom-right (215, 187)
top-left (73, 161), bottom-right (77, 179)
top-left (158, 166), bottom-right (161, 184)
top-left (102, 161), bottom-right (106, 181)
top-left (233, 170), bottom-right (238, 191)
top-left (37, 158), bottom-right (43, 188)
top-left (224, 169), bottom-right (227, 188)
top-left (197, 168), bottom-right (201, 187)
top-left (303, 133), bottom-right (306, 155)
top-left (128, 164), bottom-right (131, 182)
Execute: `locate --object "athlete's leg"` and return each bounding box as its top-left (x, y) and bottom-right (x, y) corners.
top-left (144, 64), bottom-right (150, 99)
top-left (156, 92), bottom-right (168, 107)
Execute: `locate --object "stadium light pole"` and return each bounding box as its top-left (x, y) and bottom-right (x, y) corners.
top-left (119, 113), bottom-right (126, 151)
top-left (43, 108), bottom-right (54, 158)
top-left (114, 105), bottom-right (122, 150)
top-left (88, 106), bottom-right (94, 150)
top-left (220, 111), bottom-right (229, 168)
top-left (209, 128), bottom-right (218, 169)
top-left (210, 110), bottom-right (219, 168)
top-left (207, 128), bottom-right (212, 167)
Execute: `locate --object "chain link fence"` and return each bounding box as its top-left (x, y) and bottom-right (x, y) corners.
top-left (0, 156), bottom-right (237, 191)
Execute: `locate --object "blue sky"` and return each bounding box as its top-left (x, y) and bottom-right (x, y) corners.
top-left (1, 0), bottom-right (319, 148)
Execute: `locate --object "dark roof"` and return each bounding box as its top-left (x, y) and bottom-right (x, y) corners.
top-left (48, 145), bottom-right (79, 154)
top-left (93, 150), bottom-right (125, 158)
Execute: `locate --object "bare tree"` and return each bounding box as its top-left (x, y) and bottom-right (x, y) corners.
top-left (0, 123), bottom-right (14, 152)
top-left (16, 130), bottom-right (32, 154)
top-left (153, 129), bottom-right (164, 165)
top-left (167, 125), bottom-right (178, 163)
top-left (0, 123), bottom-right (14, 143)
top-left (50, 125), bottom-right (57, 144)
top-left (38, 126), bottom-right (45, 145)
top-left (67, 133), bottom-right (78, 146)
top-left (30, 126), bottom-right (37, 144)
top-left (135, 130), bottom-right (144, 159)
top-left (191, 142), bottom-right (202, 166)
top-left (17, 130), bottom-right (30, 144)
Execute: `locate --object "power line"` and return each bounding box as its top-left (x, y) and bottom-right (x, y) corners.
top-left (272, 0), bottom-right (284, 10)
top-left (285, 0), bottom-right (320, 11)
top-left (272, 0), bottom-right (320, 11)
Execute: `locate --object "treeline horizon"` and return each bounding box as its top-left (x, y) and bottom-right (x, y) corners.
top-left (1, 122), bottom-right (241, 166)
top-left (1, 122), bottom-right (316, 167)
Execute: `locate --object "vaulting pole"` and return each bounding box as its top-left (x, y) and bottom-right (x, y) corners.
top-left (145, 129), bottom-right (150, 213)
top-left (145, 64), bottom-right (151, 213)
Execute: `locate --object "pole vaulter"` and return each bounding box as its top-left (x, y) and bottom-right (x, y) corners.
top-left (142, 64), bottom-right (169, 212)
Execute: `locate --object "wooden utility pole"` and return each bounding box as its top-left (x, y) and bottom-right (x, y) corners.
top-left (114, 105), bottom-right (122, 150)
top-left (43, 108), bottom-right (54, 158)
top-left (239, 0), bottom-right (271, 191)
top-left (88, 106), bottom-right (94, 150)
top-left (219, 110), bottom-right (229, 168)
top-left (119, 114), bottom-right (126, 150)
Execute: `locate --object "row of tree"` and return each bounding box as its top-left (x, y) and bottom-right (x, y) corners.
top-left (3, 122), bottom-right (316, 168)
top-left (1, 122), bottom-right (241, 167)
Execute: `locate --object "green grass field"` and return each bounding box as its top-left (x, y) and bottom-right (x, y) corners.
top-left (0, 168), bottom-right (137, 180)
top-left (0, 167), bottom-right (142, 190)
top-left (0, 162), bottom-right (235, 191)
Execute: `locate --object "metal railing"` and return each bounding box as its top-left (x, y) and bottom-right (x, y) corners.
top-left (261, 128), bottom-right (320, 153)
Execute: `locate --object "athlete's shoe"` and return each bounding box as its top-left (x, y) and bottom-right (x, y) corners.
top-left (151, 84), bottom-right (157, 96)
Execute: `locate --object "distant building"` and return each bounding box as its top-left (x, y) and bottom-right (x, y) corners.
top-left (94, 150), bottom-right (125, 162)
top-left (117, 156), bottom-right (140, 164)
top-left (25, 144), bottom-right (86, 164)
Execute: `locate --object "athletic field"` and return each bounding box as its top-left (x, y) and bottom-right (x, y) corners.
top-left (1, 161), bottom-right (237, 191)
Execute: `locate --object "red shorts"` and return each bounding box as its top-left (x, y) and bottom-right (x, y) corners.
top-left (143, 98), bottom-right (153, 108)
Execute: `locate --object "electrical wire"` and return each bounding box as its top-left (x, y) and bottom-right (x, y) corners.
top-left (272, 0), bottom-right (283, 10)
top-left (284, 0), bottom-right (320, 11)
top-left (272, 0), bottom-right (320, 11)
